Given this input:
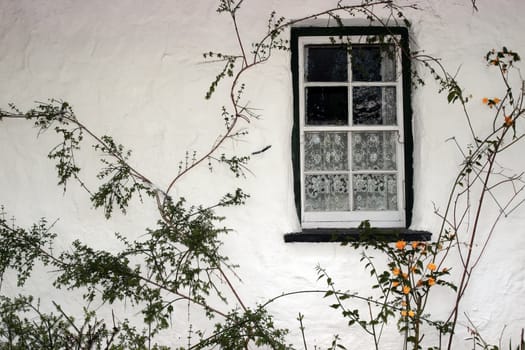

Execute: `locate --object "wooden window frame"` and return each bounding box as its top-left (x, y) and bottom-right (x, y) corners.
top-left (285, 26), bottom-right (427, 242)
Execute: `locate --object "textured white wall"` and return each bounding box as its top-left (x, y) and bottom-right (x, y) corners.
top-left (1, 0), bottom-right (524, 348)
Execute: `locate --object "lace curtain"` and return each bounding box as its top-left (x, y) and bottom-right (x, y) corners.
top-left (304, 131), bottom-right (398, 212)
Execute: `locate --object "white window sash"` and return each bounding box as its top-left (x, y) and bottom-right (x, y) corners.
top-left (298, 34), bottom-right (406, 228)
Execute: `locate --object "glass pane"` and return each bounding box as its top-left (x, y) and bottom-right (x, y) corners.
top-left (352, 86), bottom-right (396, 125)
top-left (304, 174), bottom-right (349, 212)
top-left (305, 132), bottom-right (348, 171)
top-left (352, 131), bottom-right (397, 170)
top-left (306, 87), bottom-right (348, 125)
top-left (353, 174), bottom-right (397, 211)
top-left (352, 45), bottom-right (396, 82)
top-left (306, 45), bottom-right (348, 82)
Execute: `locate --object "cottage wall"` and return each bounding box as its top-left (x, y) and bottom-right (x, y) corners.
top-left (0, 1), bottom-right (524, 348)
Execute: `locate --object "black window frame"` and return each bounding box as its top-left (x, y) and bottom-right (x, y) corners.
top-left (285, 26), bottom-right (430, 243)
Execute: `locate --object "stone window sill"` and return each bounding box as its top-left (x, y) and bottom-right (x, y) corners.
top-left (284, 228), bottom-right (431, 243)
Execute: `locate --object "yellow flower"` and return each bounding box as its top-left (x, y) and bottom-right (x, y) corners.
top-left (408, 310), bottom-right (415, 318)
top-left (396, 240), bottom-right (407, 250)
top-left (392, 267), bottom-right (400, 276)
top-left (427, 262), bottom-right (437, 272)
top-left (403, 285), bottom-right (411, 294)
top-left (392, 281), bottom-right (400, 287)
top-left (401, 310), bottom-right (408, 317)
top-left (428, 277), bottom-right (436, 286)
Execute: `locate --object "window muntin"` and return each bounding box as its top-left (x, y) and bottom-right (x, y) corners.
top-left (298, 35), bottom-right (406, 228)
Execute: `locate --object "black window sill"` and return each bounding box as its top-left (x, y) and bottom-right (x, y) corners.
top-left (284, 228), bottom-right (431, 243)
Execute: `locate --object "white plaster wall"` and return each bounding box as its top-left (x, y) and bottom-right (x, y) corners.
top-left (0, 0), bottom-right (524, 348)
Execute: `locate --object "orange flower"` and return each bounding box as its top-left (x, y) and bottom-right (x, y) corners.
top-left (484, 97), bottom-right (501, 108)
top-left (401, 301), bottom-right (407, 307)
top-left (411, 241), bottom-right (420, 249)
top-left (392, 267), bottom-right (400, 276)
top-left (427, 277), bottom-right (436, 286)
top-left (401, 310), bottom-right (408, 317)
top-left (403, 285), bottom-right (411, 294)
top-left (505, 115), bottom-right (513, 127)
top-left (416, 279), bottom-right (423, 287)
top-left (392, 281), bottom-right (400, 287)
top-left (427, 262), bottom-right (437, 272)
top-left (408, 310), bottom-right (415, 318)
top-left (402, 272), bottom-right (409, 280)
top-left (396, 240), bottom-right (407, 250)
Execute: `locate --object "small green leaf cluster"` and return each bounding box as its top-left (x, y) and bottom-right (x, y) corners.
top-left (5, 100), bottom-right (84, 191)
top-left (203, 53), bottom-right (239, 100)
top-left (0, 207), bottom-right (56, 286)
top-left (219, 188), bottom-right (250, 206)
top-left (1, 101), bottom-right (156, 220)
top-left (91, 135), bottom-right (155, 218)
top-left (194, 306), bottom-right (292, 350)
top-left (216, 0), bottom-right (242, 14)
top-left (252, 11), bottom-right (289, 59)
top-left (0, 295), bottom-right (140, 349)
top-left (219, 154), bottom-right (250, 178)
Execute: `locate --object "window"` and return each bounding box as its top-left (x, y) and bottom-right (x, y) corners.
top-left (285, 26), bottom-right (427, 242)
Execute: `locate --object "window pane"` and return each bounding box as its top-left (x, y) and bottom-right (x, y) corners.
top-left (352, 131), bottom-right (397, 170)
top-left (352, 86), bottom-right (396, 125)
top-left (306, 45), bottom-right (347, 82)
top-left (304, 174), bottom-right (349, 212)
top-left (305, 132), bottom-right (348, 171)
top-left (353, 174), bottom-right (397, 211)
top-left (306, 86), bottom-right (348, 125)
top-left (352, 45), bottom-right (396, 82)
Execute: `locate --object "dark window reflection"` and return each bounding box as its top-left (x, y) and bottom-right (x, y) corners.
top-left (306, 87), bottom-right (348, 125)
top-left (352, 45), bottom-right (396, 82)
top-left (353, 87), bottom-right (396, 125)
top-left (306, 46), bottom-right (348, 82)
